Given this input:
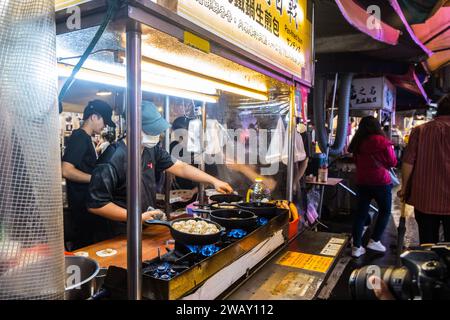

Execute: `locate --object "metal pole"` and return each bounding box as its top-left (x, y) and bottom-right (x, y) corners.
top-left (164, 95), bottom-right (171, 216)
top-left (286, 86), bottom-right (296, 201)
top-left (198, 101), bottom-right (207, 204)
top-left (318, 73), bottom-right (338, 219)
top-left (311, 0), bottom-right (316, 85)
top-left (126, 20), bottom-right (142, 300)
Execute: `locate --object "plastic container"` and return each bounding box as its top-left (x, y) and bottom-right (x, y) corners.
top-left (288, 202), bottom-right (300, 240)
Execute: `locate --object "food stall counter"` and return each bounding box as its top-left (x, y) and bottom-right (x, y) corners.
top-left (73, 226), bottom-right (173, 269)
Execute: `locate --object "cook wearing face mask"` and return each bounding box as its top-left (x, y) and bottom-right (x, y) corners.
top-left (86, 101), bottom-right (233, 241)
top-left (141, 132), bottom-right (161, 149)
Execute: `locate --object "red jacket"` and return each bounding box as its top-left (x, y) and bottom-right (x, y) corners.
top-left (353, 135), bottom-right (397, 186)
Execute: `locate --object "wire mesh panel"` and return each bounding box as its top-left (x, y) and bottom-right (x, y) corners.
top-left (0, 0), bottom-right (65, 299)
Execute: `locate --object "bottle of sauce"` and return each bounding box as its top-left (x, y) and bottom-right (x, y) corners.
top-left (318, 158), bottom-right (328, 183)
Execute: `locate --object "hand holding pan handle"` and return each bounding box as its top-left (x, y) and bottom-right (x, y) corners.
top-left (144, 220), bottom-right (171, 227)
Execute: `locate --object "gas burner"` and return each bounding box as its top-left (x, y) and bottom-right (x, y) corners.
top-left (143, 261), bottom-right (188, 280)
top-left (227, 229), bottom-right (248, 239)
top-left (257, 217), bottom-right (269, 226)
top-left (186, 244), bottom-right (220, 257)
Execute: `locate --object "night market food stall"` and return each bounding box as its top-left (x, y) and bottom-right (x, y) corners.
top-left (0, 0), bottom-right (352, 301)
top-left (54, 0), bottom-right (349, 300)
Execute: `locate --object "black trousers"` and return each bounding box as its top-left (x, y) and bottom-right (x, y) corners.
top-left (414, 209), bottom-right (450, 244)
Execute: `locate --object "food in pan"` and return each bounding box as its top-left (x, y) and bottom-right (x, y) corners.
top-left (172, 220), bottom-right (219, 235)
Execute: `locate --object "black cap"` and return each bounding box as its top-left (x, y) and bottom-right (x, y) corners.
top-left (83, 100), bottom-right (116, 128)
top-left (172, 116), bottom-right (191, 131)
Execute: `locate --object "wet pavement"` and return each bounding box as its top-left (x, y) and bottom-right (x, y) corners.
top-left (317, 185), bottom-right (421, 300)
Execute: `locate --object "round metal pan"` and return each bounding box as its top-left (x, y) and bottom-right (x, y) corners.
top-left (236, 202), bottom-right (278, 218)
top-left (144, 217), bottom-right (225, 245)
top-left (208, 194), bottom-right (243, 203)
top-left (209, 208), bottom-right (258, 230)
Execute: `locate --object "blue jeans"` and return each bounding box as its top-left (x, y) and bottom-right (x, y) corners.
top-left (352, 184), bottom-right (393, 247)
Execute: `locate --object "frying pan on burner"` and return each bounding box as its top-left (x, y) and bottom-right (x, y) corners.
top-left (209, 209), bottom-right (257, 230)
top-left (208, 194), bottom-right (243, 204)
top-left (144, 217), bottom-right (225, 245)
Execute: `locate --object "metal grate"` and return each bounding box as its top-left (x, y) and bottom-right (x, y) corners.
top-left (0, 0), bottom-right (65, 299)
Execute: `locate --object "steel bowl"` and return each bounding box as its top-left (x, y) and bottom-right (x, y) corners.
top-left (64, 255), bottom-right (100, 300)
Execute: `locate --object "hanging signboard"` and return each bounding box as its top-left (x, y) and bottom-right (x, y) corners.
top-left (350, 77), bottom-right (396, 111)
top-left (56, 0), bottom-right (312, 84)
top-left (55, 0), bottom-right (91, 10)
top-left (176, 0), bottom-right (312, 84)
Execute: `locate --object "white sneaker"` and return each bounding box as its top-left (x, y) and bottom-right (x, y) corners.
top-left (366, 239), bottom-right (386, 252)
top-left (351, 246), bottom-right (366, 258)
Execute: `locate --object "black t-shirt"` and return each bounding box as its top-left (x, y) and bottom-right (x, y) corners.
top-left (87, 140), bottom-right (175, 235)
top-left (62, 128), bottom-right (97, 205)
top-left (170, 141), bottom-right (197, 190)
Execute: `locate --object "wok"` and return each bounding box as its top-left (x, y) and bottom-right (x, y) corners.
top-left (208, 194), bottom-right (243, 204)
top-left (210, 208), bottom-right (257, 230)
top-left (144, 217), bottom-right (225, 245)
top-left (236, 202), bottom-right (278, 218)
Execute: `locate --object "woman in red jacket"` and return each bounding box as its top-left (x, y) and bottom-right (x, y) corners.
top-left (348, 116), bottom-right (397, 258)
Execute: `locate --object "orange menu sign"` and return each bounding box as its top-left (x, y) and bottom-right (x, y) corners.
top-left (276, 251), bottom-right (333, 273)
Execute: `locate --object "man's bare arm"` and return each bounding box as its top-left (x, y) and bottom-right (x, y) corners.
top-left (398, 162), bottom-right (414, 199)
top-left (166, 160), bottom-right (233, 193)
top-left (89, 203), bottom-right (159, 222)
top-left (62, 161), bottom-right (91, 183)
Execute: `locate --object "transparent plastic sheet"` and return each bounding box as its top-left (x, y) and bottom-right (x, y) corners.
top-left (203, 93), bottom-right (291, 200)
top-left (0, 1), bottom-right (64, 299)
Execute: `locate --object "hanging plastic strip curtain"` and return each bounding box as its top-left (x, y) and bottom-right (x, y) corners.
top-left (0, 1), bottom-right (65, 299)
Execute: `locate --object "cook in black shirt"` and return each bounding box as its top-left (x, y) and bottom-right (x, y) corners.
top-left (62, 100), bottom-right (115, 249)
top-left (86, 101), bottom-right (233, 238)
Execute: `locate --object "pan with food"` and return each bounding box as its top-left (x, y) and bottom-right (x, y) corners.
top-left (144, 217), bottom-right (225, 245)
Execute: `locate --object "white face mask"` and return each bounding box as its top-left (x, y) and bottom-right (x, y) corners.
top-left (142, 132), bottom-right (160, 148)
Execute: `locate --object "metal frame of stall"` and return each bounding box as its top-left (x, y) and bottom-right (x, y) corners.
top-left (56, 0), bottom-right (314, 300)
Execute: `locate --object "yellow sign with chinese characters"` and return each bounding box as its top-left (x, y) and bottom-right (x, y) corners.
top-left (177, 0), bottom-right (312, 84)
top-left (55, 0), bottom-right (92, 11)
top-left (277, 251), bottom-right (333, 273)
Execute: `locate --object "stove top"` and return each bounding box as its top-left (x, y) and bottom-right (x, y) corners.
top-left (143, 217), bottom-right (269, 280)
top-left (141, 211), bottom-right (288, 300)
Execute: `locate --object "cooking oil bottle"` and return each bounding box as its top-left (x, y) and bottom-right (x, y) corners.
top-left (246, 178), bottom-right (271, 203)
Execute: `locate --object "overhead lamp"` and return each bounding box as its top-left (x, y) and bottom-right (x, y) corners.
top-left (58, 63), bottom-right (218, 103)
top-left (96, 89), bottom-right (112, 96)
top-left (69, 50), bottom-right (268, 101)
top-left (141, 56), bottom-right (269, 101)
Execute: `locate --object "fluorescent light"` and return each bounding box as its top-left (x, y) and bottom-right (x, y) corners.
top-left (58, 63), bottom-right (218, 103)
top-left (141, 82), bottom-right (218, 103)
top-left (96, 89), bottom-right (112, 96)
top-left (141, 57), bottom-right (268, 101)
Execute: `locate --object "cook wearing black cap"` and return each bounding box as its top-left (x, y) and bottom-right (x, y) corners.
top-left (62, 99), bottom-right (116, 250)
top-left (86, 101), bottom-right (233, 239)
